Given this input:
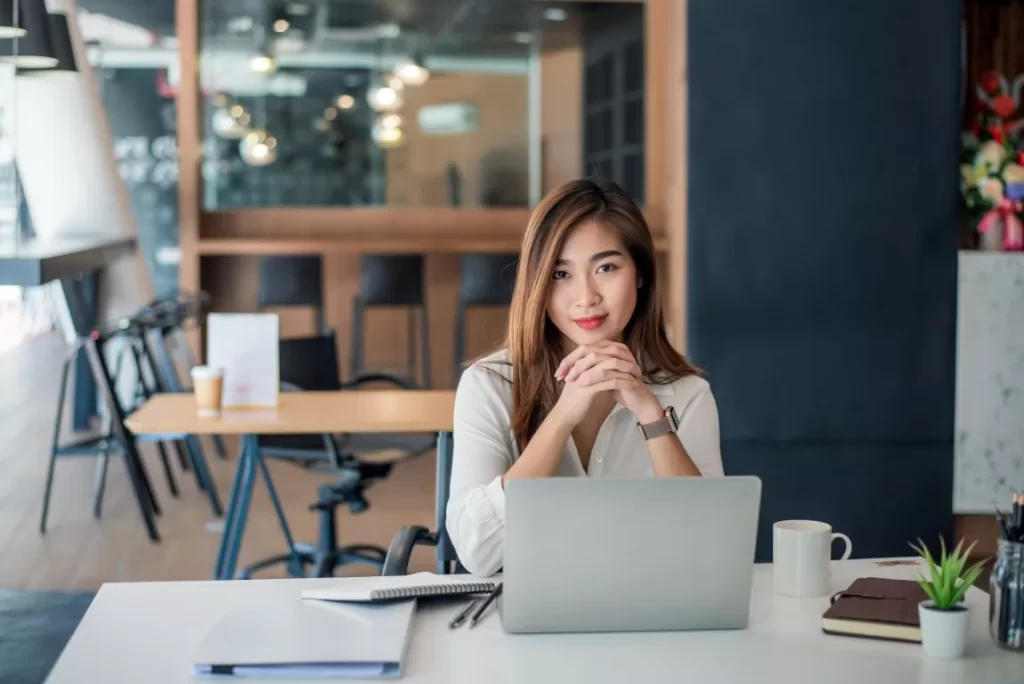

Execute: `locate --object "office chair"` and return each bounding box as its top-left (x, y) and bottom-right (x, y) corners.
top-left (381, 432), bottom-right (463, 576)
top-left (238, 331), bottom-right (437, 579)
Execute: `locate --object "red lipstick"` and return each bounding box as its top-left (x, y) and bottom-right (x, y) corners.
top-left (573, 315), bottom-right (607, 331)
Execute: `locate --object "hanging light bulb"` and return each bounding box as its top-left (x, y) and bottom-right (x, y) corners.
top-left (336, 94), bottom-right (355, 110)
top-left (394, 56), bottom-right (429, 86)
top-left (211, 103), bottom-right (250, 139)
top-left (367, 84), bottom-right (403, 112)
top-left (251, 52), bottom-right (276, 74)
top-left (240, 129), bottom-right (278, 166)
top-left (385, 74), bottom-right (405, 92)
top-left (371, 117), bottom-right (404, 149)
top-left (380, 113), bottom-right (402, 129)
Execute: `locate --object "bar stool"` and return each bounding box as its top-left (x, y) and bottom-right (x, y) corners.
top-left (256, 255), bottom-right (327, 334)
top-left (453, 254), bottom-right (518, 386)
top-left (351, 254), bottom-right (430, 388)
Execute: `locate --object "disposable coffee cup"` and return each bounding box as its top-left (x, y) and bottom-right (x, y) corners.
top-left (190, 366), bottom-right (224, 417)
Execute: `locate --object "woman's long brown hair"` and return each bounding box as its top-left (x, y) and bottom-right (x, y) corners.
top-left (493, 179), bottom-right (700, 452)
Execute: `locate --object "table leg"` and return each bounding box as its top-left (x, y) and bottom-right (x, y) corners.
top-left (220, 434), bottom-right (260, 580)
top-left (253, 448), bottom-right (299, 568)
top-left (214, 435), bottom-right (253, 580)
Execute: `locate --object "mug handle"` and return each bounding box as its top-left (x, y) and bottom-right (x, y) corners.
top-left (832, 532), bottom-right (853, 560)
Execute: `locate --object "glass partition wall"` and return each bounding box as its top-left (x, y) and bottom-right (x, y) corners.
top-left (195, 0), bottom-right (644, 210)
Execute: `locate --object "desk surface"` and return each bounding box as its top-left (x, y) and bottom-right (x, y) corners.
top-left (0, 235), bottom-right (136, 286)
top-left (45, 559), bottom-right (1020, 684)
top-left (124, 391), bottom-right (456, 435)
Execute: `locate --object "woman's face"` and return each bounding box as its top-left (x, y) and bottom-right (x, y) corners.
top-left (545, 219), bottom-right (639, 352)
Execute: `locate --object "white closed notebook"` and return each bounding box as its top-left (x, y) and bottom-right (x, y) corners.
top-left (193, 594), bottom-right (415, 679)
top-left (301, 572), bottom-right (497, 603)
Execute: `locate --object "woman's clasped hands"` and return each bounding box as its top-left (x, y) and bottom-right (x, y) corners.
top-left (552, 341), bottom-right (664, 426)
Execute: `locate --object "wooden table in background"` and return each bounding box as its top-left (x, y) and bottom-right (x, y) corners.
top-left (125, 391), bottom-right (455, 580)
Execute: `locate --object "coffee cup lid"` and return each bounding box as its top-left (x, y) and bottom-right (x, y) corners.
top-left (190, 365), bottom-right (223, 379)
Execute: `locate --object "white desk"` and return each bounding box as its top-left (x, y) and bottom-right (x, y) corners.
top-left (45, 559), bottom-right (1022, 683)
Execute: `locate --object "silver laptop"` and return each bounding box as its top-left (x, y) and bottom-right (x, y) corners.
top-left (500, 475), bottom-right (762, 634)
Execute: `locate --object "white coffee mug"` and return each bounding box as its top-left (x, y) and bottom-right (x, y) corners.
top-left (773, 520), bottom-right (852, 597)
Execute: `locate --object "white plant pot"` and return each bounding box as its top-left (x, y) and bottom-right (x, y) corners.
top-left (918, 601), bottom-right (970, 659)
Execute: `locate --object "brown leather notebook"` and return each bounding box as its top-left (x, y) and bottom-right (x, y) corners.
top-left (821, 577), bottom-right (928, 643)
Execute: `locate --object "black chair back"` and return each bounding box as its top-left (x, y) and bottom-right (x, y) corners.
top-left (458, 254), bottom-right (518, 306)
top-left (278, 332), bottom-right (341, 392)
top-left (257, 255), bottom-right (327, 333)
top-left (359, 255), bottom-right (425, 307)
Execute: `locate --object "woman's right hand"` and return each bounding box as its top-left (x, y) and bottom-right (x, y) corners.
top-left (552, 357), bottom-right (639, 427)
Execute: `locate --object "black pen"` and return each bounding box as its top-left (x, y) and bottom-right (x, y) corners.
top-left (469, 583), bottom-right (503, 628)
top-left (448, 598), bottom-right (479, 630)
top-left (997, 509), bottom-right (1011, 540)
top-left (1014, 494), bottom-right (1023, 538)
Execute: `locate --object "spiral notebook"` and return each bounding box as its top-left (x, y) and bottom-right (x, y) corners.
top-left (301, 572), bottom-right (497, 603)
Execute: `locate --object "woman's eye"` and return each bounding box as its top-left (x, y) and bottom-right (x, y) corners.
top-left (597, 263), bottom-right (617, 273)
top-left (552, 270), bottom-right (569, 280)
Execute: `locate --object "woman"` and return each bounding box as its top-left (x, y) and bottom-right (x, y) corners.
top-left (447, 179), bottom-right (723, 577)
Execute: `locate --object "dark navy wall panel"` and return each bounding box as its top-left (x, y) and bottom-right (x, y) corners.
top-left (688, 0), bottom-right (961, 442)
top-left (687, 0), bottom-right (961, 558)
top-left (726, 443), bottom-right (955, 562)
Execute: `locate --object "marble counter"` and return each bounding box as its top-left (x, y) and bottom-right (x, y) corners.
top-left (954, 251), bottom-right (1024, 513)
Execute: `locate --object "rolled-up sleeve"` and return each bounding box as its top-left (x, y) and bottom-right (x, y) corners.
top-left (445, 366), bottom-right (514, 577)
top-left (677, 384), bottom-right (724, 477)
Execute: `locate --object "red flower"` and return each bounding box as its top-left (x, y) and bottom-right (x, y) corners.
top-left (993, 94), bottom-right (1017, 118)
top-left (988, 125), bottom-right (1005, 144)
top-left (969, 122), bottom-right (981, 136)
top-left (1018, 151), bottom-right (1024, 166)
top-left (981, 70), bottom-right (1002, 95)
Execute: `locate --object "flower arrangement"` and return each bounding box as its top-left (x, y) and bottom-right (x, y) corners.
top-left (960, 71), bottom-right (1024, 251)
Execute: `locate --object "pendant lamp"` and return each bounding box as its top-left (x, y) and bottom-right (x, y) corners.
top-left (19, 11), bottom-right (76, 76)
top-left (0, 0), bottom-right (57, 68)
top-left (0, 0), bottom-right (26, 37)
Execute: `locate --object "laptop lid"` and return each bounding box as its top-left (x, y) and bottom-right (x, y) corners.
top-left (501, 475), bottom-right (762, 634)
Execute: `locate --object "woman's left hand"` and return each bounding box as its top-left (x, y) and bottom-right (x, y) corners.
top-left (555, 341), bottom-right (665, 423)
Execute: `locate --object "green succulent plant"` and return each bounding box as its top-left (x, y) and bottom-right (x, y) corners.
top-left (908, 536), bottom-right (987, 611)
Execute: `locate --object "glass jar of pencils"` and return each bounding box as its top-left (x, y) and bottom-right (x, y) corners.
top-left (989, 539), bottom-right (1024, 651)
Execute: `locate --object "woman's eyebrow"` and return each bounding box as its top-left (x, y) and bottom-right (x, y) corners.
top-left (555, 250), bottom-right (623, 266)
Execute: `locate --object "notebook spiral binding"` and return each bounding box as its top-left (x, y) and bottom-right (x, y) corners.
top-left (371, 582), bottom-right (496, 601)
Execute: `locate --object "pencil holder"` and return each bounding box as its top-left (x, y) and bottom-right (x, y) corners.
top-left (989, 539), bottom-right (1024, 651)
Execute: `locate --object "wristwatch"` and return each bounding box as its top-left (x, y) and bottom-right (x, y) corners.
top-left (637, 406), bottom-right (679, 440)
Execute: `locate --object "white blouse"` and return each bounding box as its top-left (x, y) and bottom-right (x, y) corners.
top-left (445, 349), bottom-right (724, 576)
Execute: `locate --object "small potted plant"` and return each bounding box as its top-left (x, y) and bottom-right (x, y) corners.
top-left (908, 537), bottom-right (987, 659)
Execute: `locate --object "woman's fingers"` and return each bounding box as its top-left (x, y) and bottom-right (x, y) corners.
top-left (555, 345), bottom-right (592, 379)
top-left (576, 365), bottom-right (639, 388)
top-left (583, 374), bottom-right (637, 394)
top-left (558, 342), bottom-right (641, 379)
top-left (563, 351), bottom-right (615, 381)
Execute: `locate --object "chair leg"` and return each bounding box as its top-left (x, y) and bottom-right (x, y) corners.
top-left (420, 304), bottom-right (431, 389)
top-left (156, 441), bottom-right (180, 498)
top-left (82, 336), bottom-right (160, 542)
top-left (41, 352), bottom-right (75, 535)
top-left (407, 307), bottom-right (416, 382)
top-left (93, 450), bottom-right (110, 518)
top-left (185, 435), bottom-right (223, 517)
top-left (453, 302), bottom-right (466, 388)
top-left (350, 296), bottom-right (364, 376)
